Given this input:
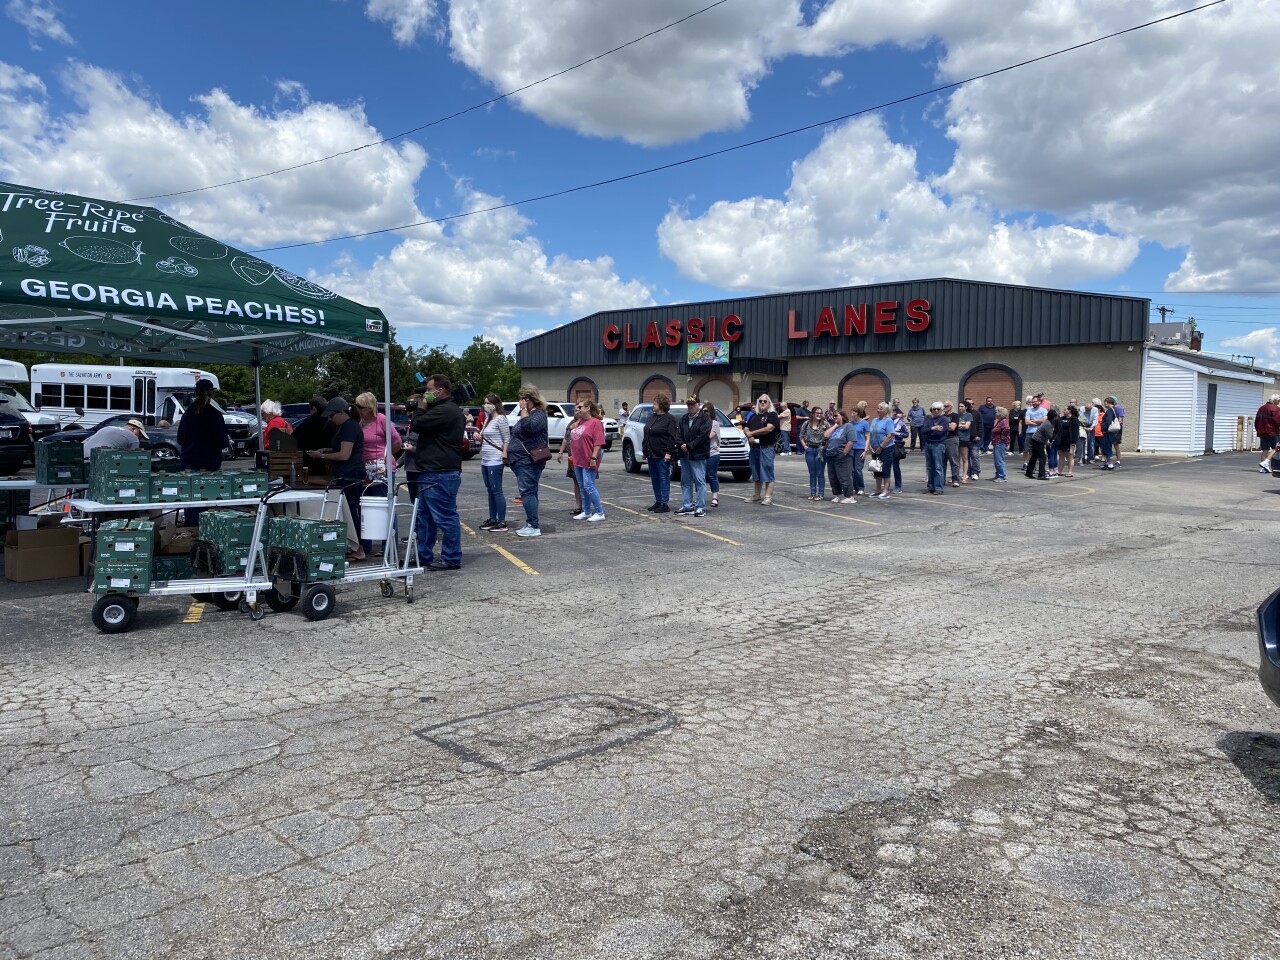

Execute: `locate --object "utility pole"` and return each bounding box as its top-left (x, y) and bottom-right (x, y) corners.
top-left (1156, 305), bottom-right (1175, 323)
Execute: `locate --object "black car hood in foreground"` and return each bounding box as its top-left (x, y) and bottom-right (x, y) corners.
top-left (1255, 587), bottom-right (1280, 708)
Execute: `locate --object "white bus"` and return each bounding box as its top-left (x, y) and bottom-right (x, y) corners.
top-left (30, 364), bottom-right (260, 456)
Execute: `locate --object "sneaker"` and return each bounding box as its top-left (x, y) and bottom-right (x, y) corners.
top-left (878, 492), bottom-right (892, 499)
top-left (694, 509), bottom-right (705, 517)
top-left (993, 478), bottom-right (1007, 483)
top-left (674, 506), bottom-right (695, 516)
top-left (832, 496), bottom-right (842, 502)
top-left (587, 513), bottom-right (606, 522)
top-left (488, 522), bottom-right (509, 532)
top-left (762, 497), bottom-right (774, 505)
top-left (478, 518), bottom-right (496, 530)
top-left (952, 481), bottom-right (960, 488)
top-left (647, 502), bottom-right (661, 511)
top-left (1261, 464), bottom-right (1272, 474)
top-left (841, 496), bottom-right (856, 504)
top-left (746, 494), bottom-right (762, 503)
top-left (572, 511), bottom-right (589, 520)
top-left (515, 525), bottom-right (541, 537)
top-left (655, 503), bottom-right (671, 513)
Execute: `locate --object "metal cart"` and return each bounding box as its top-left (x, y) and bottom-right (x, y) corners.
top-left (79, 482), bottom-right (422, 633)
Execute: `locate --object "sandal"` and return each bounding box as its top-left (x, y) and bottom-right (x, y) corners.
top-left (711, 498), bottom-right (719, 507)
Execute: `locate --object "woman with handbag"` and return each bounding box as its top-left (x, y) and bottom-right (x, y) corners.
top-left (478, 393), bottom-right (510, 533)
top-left (508, 386), bottom-right (550, 537)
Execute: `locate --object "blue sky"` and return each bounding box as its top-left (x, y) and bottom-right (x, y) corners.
top-left (3, 0), bottom-right (1278, 365)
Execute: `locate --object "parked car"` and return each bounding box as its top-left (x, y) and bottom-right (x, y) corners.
top-left (548, 402), bottom-right (618, 450)
top-left (620, 403), bottom-right (751, 482)
top-left (1257, 588), bottom-right (1280, 708)
top-left (41, 414), bottom-right (184, 463)
top-left (0, 384), bottom-right (59, 460)
top-left (0, 401), bottom-right (31, 474)
top-left (503, 401), bottom-right (570, 450)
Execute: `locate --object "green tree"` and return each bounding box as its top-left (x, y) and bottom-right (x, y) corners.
top-left (455, 336), bottom-right (507, 397)
top-left (490, 356), bottom-right (523, 401)
top-left (406, 345), bottom-right (458, 392)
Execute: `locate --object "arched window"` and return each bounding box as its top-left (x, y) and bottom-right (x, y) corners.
top-left (639, 375), bottom-right (676, 404)
top-left (959, 364), bottom-right (1021, 411)
top-left (838, 368), bottom-right (890, 414)
top-left (567, 377), bottom-right (598, 403)
top-left (692, 374), bottom-right (737, 413)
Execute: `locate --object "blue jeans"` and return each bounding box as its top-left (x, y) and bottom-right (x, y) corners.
top-left (749, 445), bottom-right (776, 482)
top-left (648, 457), bottom-right (671, 505)
top-left (704, 456), bottom-right (720, 495)
top-left (511, 461), bottom-right (544, 527)
top-left (779, 431), bottom-right (791, 454)
top-left (1086, 434), bottom-right (1096, 461)
top-left (1047, 446), bottom-right (1059, 470)
top-left (924, 443), bottom-right (946, 491)
top-left (967, 444), bottom-right (980, 478)
top-left (482, 463), bottom-right (506, 522)
top-left (993, 443), bottom-right (1007, 479)
top-left (360, 480), bottom-right (400, 553)
top-left (804, 447), bottom-right (825, 496)
top-left (1099, 433), bottom-right (1114, 461)
top-left (575, 465), bottom-right (603, 515)
top-left (891, 446), bottom-right (903, 491)
top-left (679, 457), bottom-right (707, 510)
top-left (413, 470), bottom-right (462, 566)
top-left (851, 450), bottom-right (865, 494)
top-left (981, 423), bottom-right (993, 452)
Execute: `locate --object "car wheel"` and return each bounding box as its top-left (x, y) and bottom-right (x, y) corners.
top-left (623, 441), bottom-right (641, 474)
top-left (731, 469), bottom-right (752, 482)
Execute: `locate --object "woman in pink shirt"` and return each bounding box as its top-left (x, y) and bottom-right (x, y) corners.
top-left (354, 391), bottom-right (403, 555)
top-left (568, 400), bottom-right (606, 521)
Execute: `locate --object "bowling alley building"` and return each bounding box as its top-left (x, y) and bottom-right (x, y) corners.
top-left (515, 277), bottom-right (1150, 425)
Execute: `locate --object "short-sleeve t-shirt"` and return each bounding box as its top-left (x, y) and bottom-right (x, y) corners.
top-left (747, 411), bottom-right (780, 446)
top-left (957, 411), bottom-right (975, 443)
top-left (849, 419), bottom-right (870, 450)
top-left (568, 417), bottom-right (605, 469)
top-left (869, 417), bottom-right (896, 452)
top-left (1024, 406), bottom-right (1048, 431)
top-left (331, 418), bottom-right (365, 479)
top-left (824, 423), bottom-right (852, 455)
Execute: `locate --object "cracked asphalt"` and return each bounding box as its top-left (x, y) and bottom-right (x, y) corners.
top-left (1, 451), bottom-right (1278, 959)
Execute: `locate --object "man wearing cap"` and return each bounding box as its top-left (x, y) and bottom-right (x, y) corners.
top-left (177, 378), bottom-right (228, 472)
top-left (307, 398), bottom-right (368, 561)
top-left (922, 402), bottom-right (950, 494)
top-left (82, 418), bottom-right (149, 458)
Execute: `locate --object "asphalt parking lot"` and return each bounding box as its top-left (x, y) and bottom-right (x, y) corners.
top-left (2, 449), bottom-right (1278, 959)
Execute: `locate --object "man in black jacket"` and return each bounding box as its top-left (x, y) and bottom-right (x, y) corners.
top-left (676, 399), bottom-right (712, 517)
top-left (407, 374), bottom-right (465, 570)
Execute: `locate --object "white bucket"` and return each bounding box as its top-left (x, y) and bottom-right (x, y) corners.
top-left (359, 496), bottom-right (394, 540)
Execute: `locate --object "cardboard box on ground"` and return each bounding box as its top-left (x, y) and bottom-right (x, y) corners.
top-left (4, 521), bottom-right (80, 582)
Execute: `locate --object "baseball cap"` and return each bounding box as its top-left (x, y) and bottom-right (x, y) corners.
top-left (126, 418), bottom-right (150, 439)
top-left (322, 397), bottom-right (351, 416)
top-left (194, 378), bottom-right (216, 394)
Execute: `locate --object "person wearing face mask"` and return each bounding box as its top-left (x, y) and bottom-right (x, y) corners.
top-left (744, 394), bottom-right (780, 504)
top-left (477, 393), bottom-right (510, 533)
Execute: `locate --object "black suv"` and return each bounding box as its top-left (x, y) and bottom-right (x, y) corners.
top-left (0, 401), bottom-right (31, 474)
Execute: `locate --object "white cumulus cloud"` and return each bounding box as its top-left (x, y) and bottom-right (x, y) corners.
top-left (0, 62), bottom-right (428, 248)
top-left (314, 184), bottom-right (653, 339)
top-left (658, 115), bottom-right (1137, 291)
top-left (365, 0), bottom-right (440, 44)
top-left (6, 0), bottom-right (74, 46)
top-left (1221, 328), bottom-right (1280, 368)
top-left (818, 69), bottom-right (842, 88)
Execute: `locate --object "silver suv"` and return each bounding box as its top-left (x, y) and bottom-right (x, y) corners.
top-left (620, 403), bottom-right (751, 482)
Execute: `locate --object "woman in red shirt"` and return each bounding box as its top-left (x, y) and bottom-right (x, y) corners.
top-left (260, 399), bottom-right (292, 449)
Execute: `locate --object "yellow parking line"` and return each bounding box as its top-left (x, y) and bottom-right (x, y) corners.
top-left (1040, 484), bottom-right (1097, 498)
top-left (489, 544), bottom-right (538, 575)
top-left (183, 601), bottom-right (205, 624)
top-left (460, 521), bottom-right (477, 537)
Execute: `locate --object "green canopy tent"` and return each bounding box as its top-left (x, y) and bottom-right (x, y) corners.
top-left (0, 178), bottom-right (393, 442)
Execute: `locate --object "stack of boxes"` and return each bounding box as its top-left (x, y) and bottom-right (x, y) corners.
top-left (267, 516), bottom-right (346, 581)
top-left (197, 510), bottom-right (260, 576)
top-left (35, 442), bottom-right (88, 485)
top-left (89, 448), bottom-right (151, 505)
top-left (93, 518), bottom-right (154, 594)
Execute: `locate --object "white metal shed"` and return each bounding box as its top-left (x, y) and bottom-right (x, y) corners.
top-left (1139, 346), bottom-right (1274, 455)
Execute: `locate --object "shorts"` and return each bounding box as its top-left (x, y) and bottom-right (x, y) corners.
top-left (1262, 435), bottom-right (1278, 452)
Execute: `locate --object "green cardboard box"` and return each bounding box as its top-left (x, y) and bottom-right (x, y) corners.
top-left (90, 447), bottom-right (151, 479)
top-left (90, 476), bottom-right (151, 505)
top-left (150, 474), bottom-right (193, 502)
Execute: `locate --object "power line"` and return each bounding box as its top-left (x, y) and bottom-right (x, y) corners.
top-left (124, 0), bottom-right (733, 202)
top-left (252, 0), bottom-right (1226, 254)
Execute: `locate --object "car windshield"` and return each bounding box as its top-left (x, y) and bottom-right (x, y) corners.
top-left (0, 386), bottom-right (36, 412)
